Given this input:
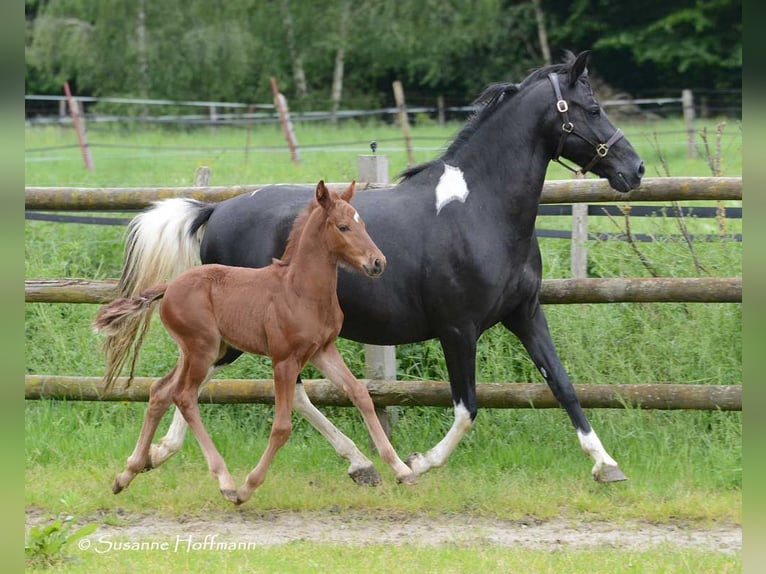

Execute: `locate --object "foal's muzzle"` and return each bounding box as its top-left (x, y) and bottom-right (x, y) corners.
top-left (363, 256), bottom-right (386, 278)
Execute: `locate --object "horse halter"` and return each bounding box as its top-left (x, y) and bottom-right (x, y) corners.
top-left (547, 72), bottom-right (624, 175)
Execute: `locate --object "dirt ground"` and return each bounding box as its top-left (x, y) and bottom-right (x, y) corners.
top-left (26, 508), bottom-right (741, 554)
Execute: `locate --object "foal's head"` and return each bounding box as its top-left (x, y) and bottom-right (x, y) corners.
top-left (314, 180), bottom-right (386, 278)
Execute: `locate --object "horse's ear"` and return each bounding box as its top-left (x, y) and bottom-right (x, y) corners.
top-left (315, 179), bottom-right (332, 209)
top-left (569, 50), bottom-right (591, 86)
top-left (340, 180), bottom-right (355, 202)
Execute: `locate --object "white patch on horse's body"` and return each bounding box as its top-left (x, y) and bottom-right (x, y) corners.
top-left (353, 210), bottom-right (360, 223)
top-left (435, 164), bottom-right (470, 214)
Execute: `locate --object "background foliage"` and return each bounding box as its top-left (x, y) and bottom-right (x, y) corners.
top-left (25, 0), bottom-right (741, 110)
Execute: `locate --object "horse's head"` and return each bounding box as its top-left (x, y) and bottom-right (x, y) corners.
top-left (541, 51), bottom-right (644, 192)
top-left (316, 180), bottom-right (386, 278)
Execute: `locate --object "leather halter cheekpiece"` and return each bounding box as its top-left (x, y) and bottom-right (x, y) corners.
top-left (547, 72), bottom-right (624, 175)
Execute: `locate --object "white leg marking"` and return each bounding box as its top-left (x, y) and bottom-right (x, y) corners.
top-left (408, 402), bottom-right (473, 475)
top-left (292, 383), bottom-right (374, 474)
top-left (577, 429), bottom-right (618, 476)
top-left (435, 164), bottom-right (470, 214)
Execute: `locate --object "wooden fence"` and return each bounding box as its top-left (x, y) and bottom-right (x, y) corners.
top-left (24, 173), bottom-right (742, 411)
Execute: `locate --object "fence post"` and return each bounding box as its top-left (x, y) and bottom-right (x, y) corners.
top-left (682, 89), bottom-right (697, 159)
top-left (358, 152), bottom-right (398, 441)
top-left (392, 81), bottom-right (415, 167)
top-left (270, 77), bottom-right (301, 164)
top-left (570, 173), bottom-right (588, 278)
top-left (63, 82), bottom-right (94, 172)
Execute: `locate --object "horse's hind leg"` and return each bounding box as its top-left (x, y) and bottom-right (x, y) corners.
top-left (149, 346), bottom-right (240, 468)
top-left (149, 365), bottom-right (221, 468)
top-left (113, 366), bottom-right (177, 494)
top-left (173, 353), bottom-right (238, 502)
top-left (293, 377), bottom-right (381, 486)
top-left (310, 344), bottom-right (416, 485)
top-left (235, 359), bottom-right (299, 504)
top-left (503, 306), bottom-right (627, 483)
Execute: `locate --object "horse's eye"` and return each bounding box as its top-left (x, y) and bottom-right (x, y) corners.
top-left (337, 224), bottom-right (350, 232)
top-left (589, 106), bottom-right (601, 117)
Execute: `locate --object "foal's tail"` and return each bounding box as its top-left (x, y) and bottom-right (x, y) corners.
top-left (96, 198), bottom-right (213, 391)
top-left (93, 285), bottom-right (169, 391)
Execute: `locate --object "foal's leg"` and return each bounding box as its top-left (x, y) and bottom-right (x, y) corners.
top-left (149, 364), bottom-right (222, 468)
top-left (503, 306), bottom-right (626, 482)
top-left (173, 354), bottom-right (238, 502)
top-left (235, 359), bottom-right (300, 504)
top-left (113, 366), bottom-right (178, 494)
top-left (405, 328), bottom-right (478, 476)
top-left (293, 377), bottom-right (381, 486)
top-left (311, 344), bottom-right (416, 484)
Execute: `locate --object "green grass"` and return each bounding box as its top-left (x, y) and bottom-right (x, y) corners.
top-left (25, 540), bottom-right (741, 574)
top-left (25, 118), bottom-right (741, 564)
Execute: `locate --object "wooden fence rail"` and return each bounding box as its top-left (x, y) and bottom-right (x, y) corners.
top-left (24, 375), bottom-right (742, 411)
top-left (25, 177), bottom-right (742, 211)
top-left (25, 175), bottom-right (742, 410)
top-left (25, 276), bottom-right (742, 305)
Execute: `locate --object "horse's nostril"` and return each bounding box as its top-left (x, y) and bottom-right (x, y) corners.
top-left (637, 161), bottom-right (645, 177)
top-left (374, 258), bottom-right (382, 270)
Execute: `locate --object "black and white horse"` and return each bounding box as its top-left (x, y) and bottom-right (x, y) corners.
top-left (111, 51), bottom-right (643, 485)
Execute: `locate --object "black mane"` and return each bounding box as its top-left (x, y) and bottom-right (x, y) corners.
top-left (399, 53), bottom-right (578, 181)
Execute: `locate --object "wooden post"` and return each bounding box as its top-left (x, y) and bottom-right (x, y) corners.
top-left (682, 89), bottom-right (697, 159)
top-left (244, 104), bottom-right (254, 164)
top-left (358, 153), bottom-right (398, 440)
top-left (570, 172), bottom-right (588, 278)
top-left (392, 81), bottom-right (415, 166)
top-left (209, 105), bottom-right (218, 136)
top-left (437, 95), bottom-right (445, 126)
top-left (194, 165), bottom-right (211, 187)
top-left (270, 77), bottom-right (301, 164)
top-left (63, 82), bottom-right (94, 171)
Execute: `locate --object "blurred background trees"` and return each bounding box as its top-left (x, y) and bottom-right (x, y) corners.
top-left (25, 0), bottom-right (741, 110)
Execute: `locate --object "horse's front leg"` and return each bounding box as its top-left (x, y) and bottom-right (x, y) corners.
top-left (293, 377), bottom-right (381, 486)
top-left (405, 327), bottom-right (478, 476)
top-left (503, 305), bottom-right (627, 483)
top-left (235, 359), bottom-right (299, 504)
top-left (310, 344), bottom-right (416, 485)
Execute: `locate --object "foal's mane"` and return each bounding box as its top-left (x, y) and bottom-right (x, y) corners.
top-left (274, 198), bottom-right (321, 266)
top-left (399, 52), bottom-right (579, 181)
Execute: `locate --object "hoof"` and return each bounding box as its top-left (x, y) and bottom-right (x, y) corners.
top-left (349, 465), bottom-right (382, 486)
top-left (594, 464), bottom-right (628, 483)
top-left (112, 479), bottom-right (124, 495)
top-left (405, 452), bottom-right (429, 475)
top-left (220, 489), bottom-right (242, 505)
top-left (397, 472), bottom-right (418, 486)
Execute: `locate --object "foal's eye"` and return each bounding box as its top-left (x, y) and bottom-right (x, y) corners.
top-left (337, 224), bottom-right (350, 232)
top-left (588, 105), bottom-right (601, 117)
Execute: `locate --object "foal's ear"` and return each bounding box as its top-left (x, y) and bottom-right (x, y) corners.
top-left (569, 50), bottom-right (591, 86)
top-left (315, 179), bottom-right (332, 209)
top-left (340, 180), bottom-right (356, 202)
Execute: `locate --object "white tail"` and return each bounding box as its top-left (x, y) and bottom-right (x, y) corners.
top-left (118, 198), bottom-right (209, 298)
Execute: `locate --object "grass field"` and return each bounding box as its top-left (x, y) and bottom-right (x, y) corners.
top-left (25, 116), bottom-right (742, 571)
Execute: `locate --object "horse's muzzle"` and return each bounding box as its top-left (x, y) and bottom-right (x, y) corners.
top-left (364, 256), bottom-right (386, 278)
top-left (613, 160), bottom-right (645, 193)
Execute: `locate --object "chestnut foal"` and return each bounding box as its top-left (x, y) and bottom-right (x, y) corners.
top-left (93, 180), bottom-right (416, 505)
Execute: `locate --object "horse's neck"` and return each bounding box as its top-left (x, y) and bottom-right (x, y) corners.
top-left (284, 215), bottom-right (339, 302)
top-left (450, 90), bottom-right (551, 216)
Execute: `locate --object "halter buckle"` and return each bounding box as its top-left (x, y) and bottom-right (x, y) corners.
top-left (596, 143), bottom-right (609, 157)
top-left (556, 100), bottom-right (569, 113)
top-left (562, 122), bottom-right (574, 134)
